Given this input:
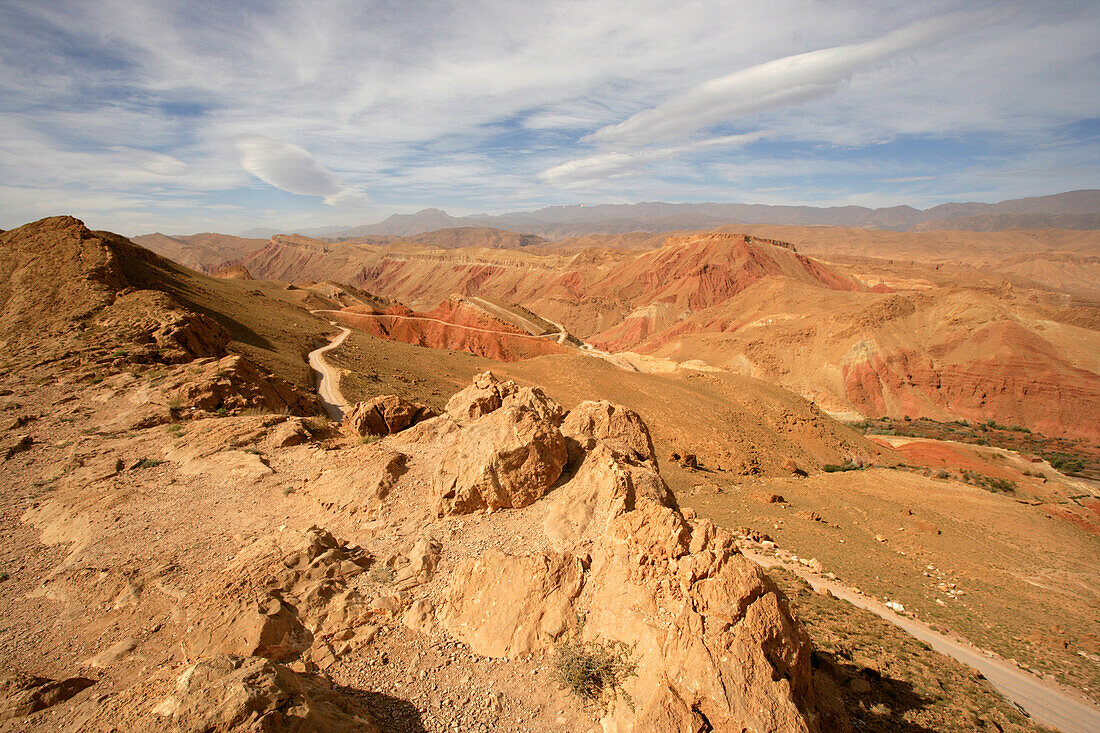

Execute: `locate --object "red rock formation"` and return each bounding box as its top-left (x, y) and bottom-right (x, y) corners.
top-left (330, 297), bottom-right (570, 362)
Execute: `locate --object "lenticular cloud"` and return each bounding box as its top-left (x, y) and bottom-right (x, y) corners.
top-left (234, 135), bottom-right (366, 205)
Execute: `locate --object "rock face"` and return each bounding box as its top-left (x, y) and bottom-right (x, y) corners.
top-left (434, 379), bottom-right (567, 515)
top-left (342, 394), bottom-right (437, 437)
top-left (441, 551), bottom-right (585, 658)
top-left (0, 673), bottom-right (95, 722)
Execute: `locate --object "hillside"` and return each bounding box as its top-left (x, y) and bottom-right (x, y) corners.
top-left (132, 232), bottom-right (268, 273)
top-left (218, 228), bottom-right (1100, 438)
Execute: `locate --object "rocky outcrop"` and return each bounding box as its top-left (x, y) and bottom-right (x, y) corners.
top-left (543, 442), bottom-right (675, 553)
top-left (433, 382), bottom-right (567, 515)
top-left (67, 655), bottom-right (379, 732)
top-left (428, 375), bottom-right (847, 732)
top-left (561, 399), bottom-right (656, 463)
top-left (171, 354), bottom-right (316, 416)
top-left (96, 289), bottom-right (231, 363)
top-left (342, 394), bottom-right (437, 437)
top-left (444, 371), bottom-right (521, 419)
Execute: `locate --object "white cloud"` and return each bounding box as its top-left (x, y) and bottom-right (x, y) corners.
top-left (233, 135), bottom-right (366, 206)
top-left (586, 14), bottom-right (980, 148)
top-left (0, 1), bottom-right (1097, 232)
top-left (541, 132), bottom-right (768, 185)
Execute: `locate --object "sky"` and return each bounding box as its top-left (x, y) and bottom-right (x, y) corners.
top-left (0, 0), bottom-right (1098, 235)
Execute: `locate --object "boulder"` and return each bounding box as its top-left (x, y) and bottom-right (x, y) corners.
top-left (782, 458), bottom-right (808, 477)
top-left (440, 551), bottom-right (585, 658)
top-left (342, 394), bottom-right (437, 437)
top-left (444, 371), bottom-right (519, 419)
top-left (269, 417), bottom-right (311, 447)
top-left (433, 397), bottom-right (567, 516)
top-left (393, 536), bottom-right (443, 591)
top-left (561, 400), bottom-right (656, 464)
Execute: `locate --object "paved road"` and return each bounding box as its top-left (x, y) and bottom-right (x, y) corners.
top-left (307, 324), bottom-right (351, 420)
top-left (745, 550), bottom-right (1100, 733)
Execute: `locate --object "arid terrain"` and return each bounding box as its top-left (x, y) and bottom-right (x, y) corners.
top-left (1, 215), bottom-right (1097, 733)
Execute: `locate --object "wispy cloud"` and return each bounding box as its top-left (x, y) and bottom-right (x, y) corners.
top-left (540, 133), bottom-right (768, 185)
top-left (0, 1), bottom-right (1096, 233)
top-left (585, 15), bottom-right (977, 148)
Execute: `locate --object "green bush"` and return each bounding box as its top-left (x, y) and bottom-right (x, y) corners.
top-left (552, 615), bottom-right (637, 710)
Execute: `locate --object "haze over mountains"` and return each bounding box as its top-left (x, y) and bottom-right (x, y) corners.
top-left (237, 190), bottom-right (1100, 240)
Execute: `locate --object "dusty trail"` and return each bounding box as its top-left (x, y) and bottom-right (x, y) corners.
top-left (745, 551), bottom-right (1100, 733)
top-left (311, 308), bottom-right (565, 342)
top-left (307, 323), bottom-right (351, 420)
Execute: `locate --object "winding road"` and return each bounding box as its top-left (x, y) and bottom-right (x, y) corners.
top-left (311, 309), bottom-right (566, 342)
top-left (745, 551), bottom-right (1100, 733)
top-left (308, 324), bottom-right (351, 420)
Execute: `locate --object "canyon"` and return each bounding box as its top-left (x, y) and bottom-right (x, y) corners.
top-left (1, 216), bottom-right (1097, 733)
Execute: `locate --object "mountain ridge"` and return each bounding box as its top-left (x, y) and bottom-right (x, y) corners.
top-left (234, 190), bottom-right (1100, 239)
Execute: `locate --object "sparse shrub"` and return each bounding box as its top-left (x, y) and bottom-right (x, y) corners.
top-left (960, 470), bottom-right (1015, 493)
top-left (134, 458), bottom-right (165, 470)
top-left (1045, 453), bottom-right (1084, 474)
top-left (368, 565), bottom-right (395, 584)
top-left (216, 406), bottom-right (229, 417)
top-left (552, 614), bottom-right (637, 710)
top-left (359, 434), bottom-right (382, 445)
top-left (282, 485), bottom-right (297, 496)
top-left (934, 469), bottom-right (950, 479)
top-left (111, 349), bottom-right (127, 358)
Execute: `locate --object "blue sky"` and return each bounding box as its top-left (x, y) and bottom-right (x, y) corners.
top-left (1, 0), bottom-right (1098, 235)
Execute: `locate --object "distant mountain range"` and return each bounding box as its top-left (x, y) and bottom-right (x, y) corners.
top-left (238, 190), bottom-right (1100, 239)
